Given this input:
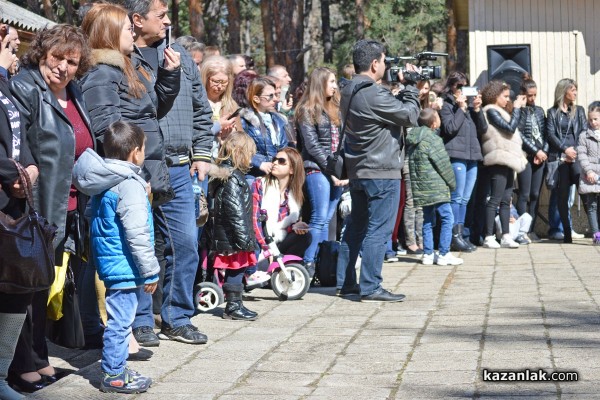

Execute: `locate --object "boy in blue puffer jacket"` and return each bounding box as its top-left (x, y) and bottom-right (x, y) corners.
top-left (73, 121), bottom-right (158, 394)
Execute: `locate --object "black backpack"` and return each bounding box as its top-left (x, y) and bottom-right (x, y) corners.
top-left (314, 241), bottom-right (339, 287)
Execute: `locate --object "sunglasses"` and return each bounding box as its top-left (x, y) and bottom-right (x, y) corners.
top-left (260, 93), bottom-right (276, 101)
top-left (272, 157), bottom-right (287, 165)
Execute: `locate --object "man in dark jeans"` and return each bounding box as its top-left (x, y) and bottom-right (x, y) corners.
top-left (335, 40), bottom-right (420, 302)
top-left (126, 0), bottom-right (213, 345)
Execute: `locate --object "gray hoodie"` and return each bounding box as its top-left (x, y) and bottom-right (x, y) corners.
top-left (72, 149), bottom-right (159, 285)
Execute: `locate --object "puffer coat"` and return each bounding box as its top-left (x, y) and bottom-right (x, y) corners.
top-left (577, 129), bottom-right (600, 194)
top-left (207, 161), bottom-right (258, 255)
top-left (406, 126), bottom-right (456, 207)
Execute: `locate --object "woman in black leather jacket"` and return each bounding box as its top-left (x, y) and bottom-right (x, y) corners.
top-left (295, 67), bottom-right (346, 273)
top-left (546, 78), bottom-right (587, 243)
top-left (8, 24), bottom-right (94, 392)
top-left (516, 74), bottom-right (548, 241)
top-left (208, 132), bottom-right (259, 321)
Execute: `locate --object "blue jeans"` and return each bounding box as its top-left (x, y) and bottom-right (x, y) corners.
top-left (73, 256), bottom-right (104, 336)
top-left (450, 159), bottom-right (478, 225)
top-left (144, 165), bottom-right (199, 329)
top-left (423, 202), bottom-right (454, 256)
top-left (103, 287), bottom-right (143, 375)
top-left (548, 185), bottom-right (575, 235)
top-left (335, 179), bottom-right (400, 296)
top-left (304, 172), bottom-right (344, 263)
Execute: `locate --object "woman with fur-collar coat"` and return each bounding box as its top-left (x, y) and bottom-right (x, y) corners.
top-left (80, 5), bottom-right (180, 206)
top-left (240, 77), bottom-right (290, 181)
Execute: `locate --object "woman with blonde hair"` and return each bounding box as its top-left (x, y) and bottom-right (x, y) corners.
top-left (295, 67), bottom-right (345, 276)
top-left (200, 55), bottom-right (241, 146)
top-left (546, 78), bottom-right (587, 243)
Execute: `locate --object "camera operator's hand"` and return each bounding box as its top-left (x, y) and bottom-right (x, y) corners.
top-left (163, 47), bottom-right (181, 71)
top-left (455, 93), bottom-right (468, 111)
top-left (399, 63), bottom-right (421, 84)
top-left (513, 95), bottom-right (527, 108)
top-left (0, 35), bottom-right (16, 71)
top-left (472, 94), bottom-right (483, 112)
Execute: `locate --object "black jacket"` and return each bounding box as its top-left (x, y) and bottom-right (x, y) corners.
top-left (79, 49), bottom-right (180, 203)
top-left (546, 105), bottom-right (587, 160)
top-left (439, 94), bottom-right (484, 161)
top-left (296, 111), bottom-right (339, 171)
top-left (207, 161), bottom-right (257, 255)
top-left (518, 105), bottom-right (548, 157)
top-left (0, 79), bottom-right (35, 213)
top-left (10, 67), bottom-right (96, 245)
top-left (340, 75), bottom-right (420, 179)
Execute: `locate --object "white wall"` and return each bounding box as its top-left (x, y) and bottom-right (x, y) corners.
top-left (469, 0), bottom-right (600, 111)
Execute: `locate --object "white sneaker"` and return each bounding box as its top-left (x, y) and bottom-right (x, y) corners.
top-left (396, 247), bottom-right (407, 256)
top-left (436, 252), bottom-right (463, 265)
top-left (571, 230), bottom-right (585, 239)
top-left (246, 271), bottom-right (270, 285)
top-left (483, 236), bottom-right (500, 249)
top-left (500, 236), bottom-right (520, 248)
top-left (422, 252), bottom-right (436, 265)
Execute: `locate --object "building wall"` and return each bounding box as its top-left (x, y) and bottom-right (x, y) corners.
top-left (469, 0), bottom-right (600, 111)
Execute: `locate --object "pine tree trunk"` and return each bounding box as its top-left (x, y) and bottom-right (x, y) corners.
top-left (189, 0), bottom-right (204, 41)
top-left (321, 0), bottom-right (332, 63)
top-left (172, 0), bottom-right (180, 38)
top-left (446, 0), bottom-right (457, 73)
top-left (62, 0), bottom-right (73, 24)
top-left (227, 0), bottom-right (241, 54)
top-left (204, 0), bottom-right (222, 46)
top-left (271, 0), bottom-right (305, 86)
top-left (355, 0), bottom-right (365, 40)
top-left (41, 0), bottom-right (56, 21)
top-left (260, 0), bottom-right (276, 68)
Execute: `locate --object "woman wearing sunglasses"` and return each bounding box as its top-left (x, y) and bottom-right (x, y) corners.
top-left (240, 77), bottom-right (290, 185)
top-left (295, 67), bottom-right (346, 277)
top-left (251, 148), bottom-right (310, 267)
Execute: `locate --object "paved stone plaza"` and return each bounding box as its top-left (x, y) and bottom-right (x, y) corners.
top-left (29, 240), bottom-right (600, 399)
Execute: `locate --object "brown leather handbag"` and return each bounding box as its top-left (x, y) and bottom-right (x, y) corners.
top-left (0, 160), bottom-right (58, 293)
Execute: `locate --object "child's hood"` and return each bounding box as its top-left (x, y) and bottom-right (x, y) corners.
top-left (72, 148), bottom-right (146, 196)
top-left (406, 126), bottom-right (433, 146)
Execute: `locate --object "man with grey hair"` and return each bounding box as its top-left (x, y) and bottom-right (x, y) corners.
top-left (175, 35), bottom-right (205, 71)
top-left (125, 0), bottom-right (213, 345)
top-left (227, 54), bottom-right (246, 75)
top-left (267, 64), bottom-right (292, 107)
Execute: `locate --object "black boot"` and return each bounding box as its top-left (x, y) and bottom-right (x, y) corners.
top-left (458, 224), bottom-right (477, 251)
top-left (223, 283), bottom-right (258, 321)
top-left (451, 224), bottom-right (473, 252)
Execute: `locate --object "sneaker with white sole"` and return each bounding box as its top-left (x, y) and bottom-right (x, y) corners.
top-left (245, 271), bottom-right (270, 286)
top-left (384, 254), bottom-right (399, 263)
top-left (571, 230), bottom-right (585, 239)
top-left (422, 252), bottom-right (436, 265)
top-left (483, 236), bottom-right (500, 249)
top-left (436, 252), bottom-right (463, 265)
top-left (500, 236), bottom-right (520, 248)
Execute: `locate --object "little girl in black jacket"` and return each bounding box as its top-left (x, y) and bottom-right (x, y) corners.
top-left (207, 131), bottom-right (259, 321)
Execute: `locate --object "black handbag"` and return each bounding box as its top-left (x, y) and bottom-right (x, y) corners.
top-left (0, 160), bottom-right (57, 294)
top-left (324, 81), bottom-right (374, 179)
top-left (46, 264), bottom-right (86, 349)
top-left (545, 160), bottom-right (560, 189)
top-left (314, 240), bottom-right (340, 287)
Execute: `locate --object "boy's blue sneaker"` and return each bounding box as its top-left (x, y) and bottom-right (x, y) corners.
top-left (100, 368), bottom-right (152, 394)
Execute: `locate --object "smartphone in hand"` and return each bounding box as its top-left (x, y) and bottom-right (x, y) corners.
top-left (461, 86), bottom-right (479, 97)
top-left (165, 26), bottom-right (172, 48)
top-left (227, 107), bottom-right (243, 119)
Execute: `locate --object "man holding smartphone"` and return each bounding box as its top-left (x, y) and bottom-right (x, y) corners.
top-left (126, 0), bottom-right (213, 346)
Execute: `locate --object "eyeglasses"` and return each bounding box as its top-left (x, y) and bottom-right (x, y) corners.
top-left (260, 94), bottom-right (276, 101)
top-left (210, 79), bottom-right (229, 86)
top-left (272, 156), bottom-right (287, 165)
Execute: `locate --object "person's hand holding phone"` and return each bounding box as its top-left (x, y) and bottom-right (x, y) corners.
top-left (163, 47), bottom-right (181, 71)
top-left (471, 94), bottom-right (483, 112)
top-left (292, 221), bottom-right (309, 235)
top-left (513, 94), bottom-right (527, 109)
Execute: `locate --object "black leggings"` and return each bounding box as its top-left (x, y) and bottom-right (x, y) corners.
top-left (485, 165), bottom-right (515, 236)
top-left (516, 159), bottom-right (545, 232)
top-left (278, 231), bottom-right (312, 258)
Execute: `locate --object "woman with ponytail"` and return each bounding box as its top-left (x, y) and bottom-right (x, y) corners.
top-left (516, 73), bottom-right (548, 242)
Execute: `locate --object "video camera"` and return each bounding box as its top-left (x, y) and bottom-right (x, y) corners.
top-left (385, 51), bottom-right (447, 83)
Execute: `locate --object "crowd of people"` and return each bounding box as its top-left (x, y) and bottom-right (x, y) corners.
top-left (1, 0), bottom-right (600, 397)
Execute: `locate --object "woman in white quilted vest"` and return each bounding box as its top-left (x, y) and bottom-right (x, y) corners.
top-left (480, 81), bottom-right (528, 249)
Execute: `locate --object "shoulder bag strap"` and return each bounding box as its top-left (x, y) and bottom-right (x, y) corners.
top-left (336, 81), bottom-right (375, 153)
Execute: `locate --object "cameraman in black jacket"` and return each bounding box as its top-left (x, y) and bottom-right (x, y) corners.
top-left (336, 39), bottom-right (420, 302)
